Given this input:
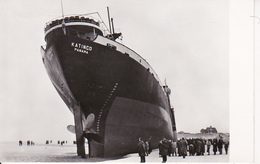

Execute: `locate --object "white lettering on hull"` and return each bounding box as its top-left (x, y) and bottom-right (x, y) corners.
top-left (74, 48), bottom-right (89, 54)
top-left (71, 42), bottom-right (92, 54)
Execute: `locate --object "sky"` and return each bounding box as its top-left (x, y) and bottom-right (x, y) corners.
top-left (0, 1), bottom-right (255, 160)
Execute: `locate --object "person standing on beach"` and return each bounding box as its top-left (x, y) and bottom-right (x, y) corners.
top-left (206, 139), bottom-right (211, 155)
top-left (192, 139), bottom-right (197, 156)
top-left (177, 140), bottom-right (181, 156)
top-left (159, 138), bottom-right (169, 163)
top-left (145, 141), bottom-right (149, 156)
top-left (196, 139), bottom-right (202, 156)
top-left (212, 138), bottom-right (218, 155)
top-left (138, 137), bottom-right (146, 163)
top-left (201, 139), bottom-right (206, 155)
top-left (180, 138), bottom-right (188, 158)
top-left (147, 137), bottom-right (152, 154)
top-left (167, 140), bottom-right (173, 156)
top-left (218, 137), bottom-right (224, 155)
top-left (224, 140), bottom-right (229, 154)
top-left (189, 142), bottom-right (195, 156)
top-left (171, 140), bottom-right (177, 156)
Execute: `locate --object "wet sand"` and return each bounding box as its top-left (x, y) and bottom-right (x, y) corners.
top-left (0, 141), bottom-right (229, 163)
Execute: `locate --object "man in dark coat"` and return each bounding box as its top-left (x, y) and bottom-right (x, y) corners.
top-left (167, 140), bottom-right (173, 156)
top-left (189, 143), bottom-right (195, 156)
top-left (159, 140), bottom-right (163, 155)
top-left (196, 139), bottom-right (202, 156)
top-left (192, 139), bottom-right (197, 156)
top-left (212, 138), bottom-right (218, 155)
top-left (224, 141), bottom-right (229, 154)
top-left (138, 137), bottom-right (146, 163)
top-left (201, 139), bottom-right (205, 155)
top-left (180, 138), bottom-right (188, 158)
top-left (177, 140), bottom-right (181, 156)
top-left (159, 138), bottom-right (169, 163)
top-left (218, 137), bottom-right (224, 155)
top-left (206, 139), bottom-right (212, 155)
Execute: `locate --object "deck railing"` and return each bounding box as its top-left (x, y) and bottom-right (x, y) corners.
top-left (44, 16), bottom-right (100, 33)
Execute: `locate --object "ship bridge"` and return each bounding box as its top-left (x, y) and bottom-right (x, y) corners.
top-left (44, 15), bottom-right (104, 41)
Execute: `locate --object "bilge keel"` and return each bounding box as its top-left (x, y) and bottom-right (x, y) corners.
top-left (41, 9), bottom-right (177, 157)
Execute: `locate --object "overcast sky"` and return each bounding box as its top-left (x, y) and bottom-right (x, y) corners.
top-left (0, 0), bottom-right (254, 153)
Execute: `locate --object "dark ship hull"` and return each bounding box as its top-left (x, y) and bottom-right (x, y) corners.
top-left (41, 14), bottom-right (177, 157)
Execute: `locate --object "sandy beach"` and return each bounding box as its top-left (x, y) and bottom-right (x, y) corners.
top-left (0, 141), bottom-right (229, 163)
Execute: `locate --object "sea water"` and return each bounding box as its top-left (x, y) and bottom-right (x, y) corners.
top-left (0, 141), bottom-right (229, 163)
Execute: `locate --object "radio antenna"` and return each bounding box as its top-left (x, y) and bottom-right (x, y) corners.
top-left (111, 18), bottom-right (115, 34)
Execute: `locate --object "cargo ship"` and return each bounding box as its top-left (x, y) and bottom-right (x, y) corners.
top-left (41, 9), bottom-right (177, 157)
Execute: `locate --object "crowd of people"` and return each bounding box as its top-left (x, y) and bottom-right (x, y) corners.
top-left (185, 136), bottom-right (229, 156)
top-left (18, 140), bottom-right (70, 146)
top-left (138, 135), bottom-right (229, 163)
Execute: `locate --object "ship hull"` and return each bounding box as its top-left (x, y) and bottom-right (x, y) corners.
top-left (42, 33), bottom-right (176, 157)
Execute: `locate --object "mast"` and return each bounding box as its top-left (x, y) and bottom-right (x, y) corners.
top-left (107, 7), bottom-right (112, 34)
top-left (61, 0), bottom-right (66, 35)
top-left (61, 0), bottom-right (64, 18)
